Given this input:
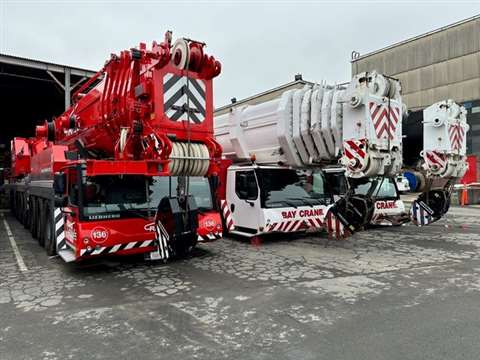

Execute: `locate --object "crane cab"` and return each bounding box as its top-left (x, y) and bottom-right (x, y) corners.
top-left (220, 164), bottom-right (334, 237)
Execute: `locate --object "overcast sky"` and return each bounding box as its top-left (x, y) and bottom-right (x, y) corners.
top-left (1, 0), bottom-right (480, 107)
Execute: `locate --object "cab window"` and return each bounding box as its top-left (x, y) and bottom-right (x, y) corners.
top-left (354, 177), bottom-right (398, 199)
top-left (235, 171), bottom-right (258, 200)
top-left (68, 173), bottom-right (79, 206)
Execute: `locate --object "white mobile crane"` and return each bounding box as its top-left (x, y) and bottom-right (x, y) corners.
top-left (214, 71), bottom-right (404, 239)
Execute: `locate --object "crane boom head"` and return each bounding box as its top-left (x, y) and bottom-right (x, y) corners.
top-left (340, 71), bottom-right (404, 178)
top-left (33, 31), bottom-right (223, 177)
top-left (421, 100), bottom-right (469, 179)
top-left (409, 100), bottom-right (470, 227)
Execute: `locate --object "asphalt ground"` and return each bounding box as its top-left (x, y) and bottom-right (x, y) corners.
top-left (1, 206), bottom-right (480, 360)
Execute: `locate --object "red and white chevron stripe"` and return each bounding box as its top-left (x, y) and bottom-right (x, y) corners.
top-left (424, 150), bottom-right (447, 171)
top-left (325, 211), bottom-right (348, 239)
top-left (266, 217), bottom-right (323, 233)
top-left (221, 200), bottom-right (234, 231)
top-left (343, 139), bottom-right (367, 170)
top-left (369, 102), bottom-right (400, 140)
top-left (448, 123), bottom-right (465, 151)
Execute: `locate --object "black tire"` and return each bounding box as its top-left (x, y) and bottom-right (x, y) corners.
top-left (37, 199), bottom-right (45, 247)
top-left (14, 192), bottom-right (19, 220)
top-left (9, 191), bottom-right (14, 213)
top-left (44, 202), bottom-right (56, 256)
top-left (18, 194), bottom-right (23, 225)
top-left (171, 233), bottom-right (197, 259)
top-left (31, 198), bottom-right (38, 239)
top-left (29, 196), bottom-right (35, 237)
top-left (18, 194), bottom-right (23, 223)
top-left (22, 194), bottom-right (29, 228)
top-left (25, 195), bottom-right (31, 228)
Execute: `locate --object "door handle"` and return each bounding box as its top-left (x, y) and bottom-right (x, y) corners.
top-left (230, 203), bottom-right (235, 213)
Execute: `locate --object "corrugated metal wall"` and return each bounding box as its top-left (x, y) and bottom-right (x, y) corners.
top-left (352, 16), bottom-right (480, 110)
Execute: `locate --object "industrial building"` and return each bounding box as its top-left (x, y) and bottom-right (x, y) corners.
top-left (0, 53), bottom-right (96, 170)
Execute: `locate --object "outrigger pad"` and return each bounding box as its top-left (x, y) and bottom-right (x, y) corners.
top-left (410, 190), bottom-right (450, 226)
top-left (155, 195), bottom-right (199, 259)
top-left (327, 194), bottom-right (375, 238)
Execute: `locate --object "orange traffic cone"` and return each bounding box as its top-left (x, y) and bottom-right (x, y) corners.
top-left (461, 186), bottom-right (468, 206)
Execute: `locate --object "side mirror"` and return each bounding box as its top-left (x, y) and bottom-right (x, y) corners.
top-left (210, 176), bottom-right (219, 191)
top-left (53, 172), bottom-right (66, 195)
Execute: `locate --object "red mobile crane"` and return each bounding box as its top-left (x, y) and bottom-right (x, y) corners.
top-left (7, 32), bottom-right (223, 262)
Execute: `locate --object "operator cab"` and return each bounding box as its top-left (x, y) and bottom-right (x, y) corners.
top-left (224, 165), bottom-right (334, 236)
top-left (55, 167), bottom-right (218, 261)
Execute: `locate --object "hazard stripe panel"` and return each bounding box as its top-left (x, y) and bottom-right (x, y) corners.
top-left (368, 102), bottom-right (400, 140)
top-left (80, 239), bottom-right (155, 257)
top-left (424, 150), bottom-right (447, 169)
top-left (266, 217), bottom-right (323, 233)
top-left (449, 123), bottom-right (465, 151)
top-left (163, 73), bottom-right (206, 123)
top-left (54, 208), bottom-right (68, 250)
top-left (221, 200), bottom-right (234, 231)
top-left (325, 211), bottom-right (348, 239)
top-left (409, 201), bottom-right (434, 226)
top-left (155, 220), bottom-right (171, 260)
top-left (197, 232), bottom-right (222, 242)
top-left (343, 139), bottom-right (367, 171)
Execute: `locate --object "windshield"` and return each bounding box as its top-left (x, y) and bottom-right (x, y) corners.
top-left (255, 168), bottom-right (331, 208)
top-left (149, 176), bottom-right (213, 211)
top-left (82, 175), bottom-right (213, 218)
top-left (353, 177), bottom-right (398, 198)
top-left (324, 170), bottom-right (348, 196)
top-left (82, 175), bottom-right (152, 217)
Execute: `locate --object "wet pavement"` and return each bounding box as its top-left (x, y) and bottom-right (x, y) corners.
top-left (1, 207), bottom-right (480, 359)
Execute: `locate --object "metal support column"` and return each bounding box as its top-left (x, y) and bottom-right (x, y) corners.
top-left (64, 67), bottom-right (71, 110)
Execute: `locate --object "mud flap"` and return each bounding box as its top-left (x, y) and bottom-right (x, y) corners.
top-left (148, 221), bottom-right (171, 260)
top-left (326, 194), bottom-right (375, 238)
top-left (410, 190), bottom-right (450, 226)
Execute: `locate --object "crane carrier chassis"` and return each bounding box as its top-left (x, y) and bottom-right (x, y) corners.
top-left (7, 32), bottom-right (223, 262)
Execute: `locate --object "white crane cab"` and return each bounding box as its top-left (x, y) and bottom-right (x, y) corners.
top-left (220, 163), bottom-right (334, 237)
